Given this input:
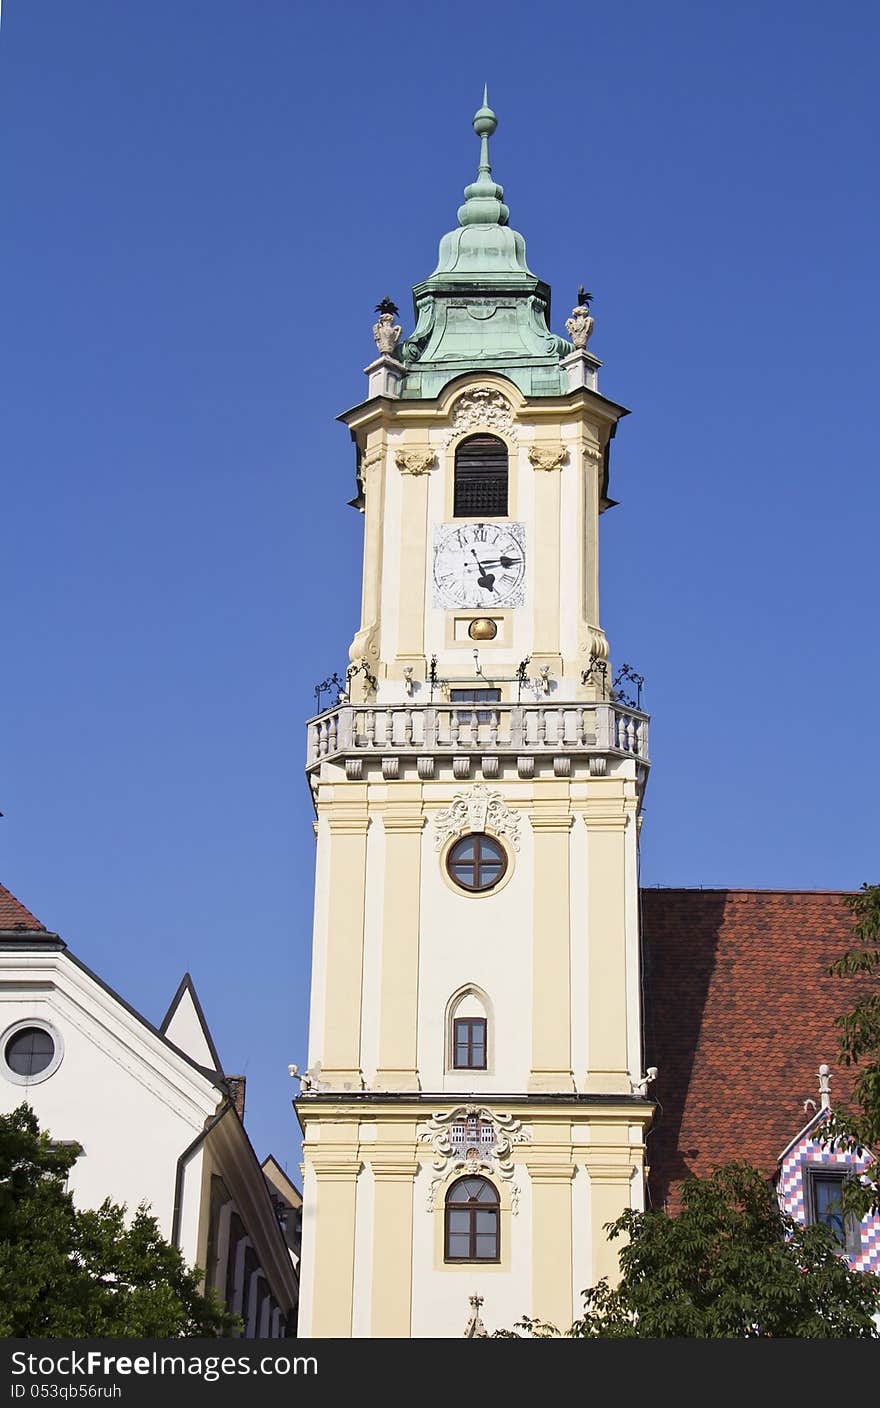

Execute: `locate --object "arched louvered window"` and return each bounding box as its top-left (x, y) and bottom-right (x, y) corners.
top-left (454, 434), bottom-right (508, 517)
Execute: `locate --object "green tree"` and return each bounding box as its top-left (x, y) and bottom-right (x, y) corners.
top-left (0, 1104), bottom-right (238, 1337)
top-left (496, 1163), bottom-right (880, 1338)
top-left (820, 883), bottom-right (880, 1220)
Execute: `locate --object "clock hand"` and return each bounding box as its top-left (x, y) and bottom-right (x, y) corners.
top-left (474, 556), bottom-right (521, 569)
top-left (469, 549), bottom-right (496, 593)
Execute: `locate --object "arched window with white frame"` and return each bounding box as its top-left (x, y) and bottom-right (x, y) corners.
top-left (447, 986), bottom-right (491, 1072)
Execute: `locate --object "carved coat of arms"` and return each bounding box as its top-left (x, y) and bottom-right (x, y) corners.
top-left (417, 1105), bottom-right (531, 1213)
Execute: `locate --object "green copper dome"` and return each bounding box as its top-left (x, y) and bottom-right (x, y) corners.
top-left (400, 92), bottom-right (572, 400)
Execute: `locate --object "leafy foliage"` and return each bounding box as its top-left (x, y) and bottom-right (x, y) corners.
top-left (819, 884), bottom-right (880, 1219)
top-left (496, 1163), bottom-right (880, 1338)
top-left (0, 1104), bottom-right (238, 1337)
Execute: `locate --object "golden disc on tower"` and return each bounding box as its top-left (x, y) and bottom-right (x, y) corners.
top-left (468, 618), bottom-right (498, 640)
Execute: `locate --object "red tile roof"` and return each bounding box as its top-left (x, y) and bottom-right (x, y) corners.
top-left (641, 888), bottom-right (872, 1210)
top-left (0, 882), bottom-right (46, 932)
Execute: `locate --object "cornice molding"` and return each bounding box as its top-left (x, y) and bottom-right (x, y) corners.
top-left (581, 806), bottom-right (628, 833)
top-left (370, 1160), bottom-right (421, 1180)
top-left (308, 1156), bottom-right (363, 1181)
top-left (525, 1162), bottom-right (576, 1183)
top-left (382, 814), bottom-right (427, 835)
top-left (529, 813), bottom-right (573, 833)
top-left (584, 1161), bottom-right (639, 1185)
top-left (326, 816), bottom-right (371, 836)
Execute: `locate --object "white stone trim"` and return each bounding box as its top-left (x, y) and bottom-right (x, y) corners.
top-left (1, 1016), bottom-right (64, 1086)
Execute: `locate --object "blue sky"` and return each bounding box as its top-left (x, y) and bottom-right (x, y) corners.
top-left (2, 2), bottom-right (878, 1171)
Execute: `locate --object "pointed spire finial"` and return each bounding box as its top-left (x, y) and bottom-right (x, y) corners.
top-left (458, 89), bottom-right (508, 228)
top-left (472, 87), bottom-right (498, 170)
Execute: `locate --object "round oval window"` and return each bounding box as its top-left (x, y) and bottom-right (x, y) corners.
top-left (4, 1026), bottom-right (56, 1078)
top-left (447, 833), bottom-right (507, 893)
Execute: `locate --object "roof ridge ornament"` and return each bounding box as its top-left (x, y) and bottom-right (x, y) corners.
top-left (458, 87), bottom-right (510, 229)
top-left (802, 1061), bottom-right (832, 1114)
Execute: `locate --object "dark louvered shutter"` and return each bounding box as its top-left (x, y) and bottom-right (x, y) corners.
top-left (454, 434), bottom-right (508, 516)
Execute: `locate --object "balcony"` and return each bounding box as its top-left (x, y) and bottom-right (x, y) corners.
top-left (306, 700), bottom-right (649, 779)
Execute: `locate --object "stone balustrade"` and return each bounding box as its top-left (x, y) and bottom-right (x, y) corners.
top-left (306, 700), bottom-right (649, 773)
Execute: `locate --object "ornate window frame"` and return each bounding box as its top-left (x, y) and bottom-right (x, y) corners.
top-left (441, 386), bottom-right (520, 522)
top-left (446, 832), bottom-right (508, 893)
top-left (435, 786), bottom-right (520, 900)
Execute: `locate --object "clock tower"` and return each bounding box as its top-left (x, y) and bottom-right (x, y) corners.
top-left (295, 95), bottom-right (653, 1338)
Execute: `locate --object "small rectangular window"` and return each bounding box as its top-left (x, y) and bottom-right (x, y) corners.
top-left (449, 688), bottom-right (501, 726)
top-left (453, 1018), bottom-right (487, 1069)
top-left (449, 689), bottom-right (502, 704)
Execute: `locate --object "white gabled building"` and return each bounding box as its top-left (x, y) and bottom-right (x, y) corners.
top-left (0, 881), bottom-right (299, 1337)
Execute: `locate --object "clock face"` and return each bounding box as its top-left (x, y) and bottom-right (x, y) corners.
top-left (433, 521), bottom-right (526, 609)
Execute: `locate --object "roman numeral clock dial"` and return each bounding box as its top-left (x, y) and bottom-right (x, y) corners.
top-left (432, 521), bottom-right (526, 609)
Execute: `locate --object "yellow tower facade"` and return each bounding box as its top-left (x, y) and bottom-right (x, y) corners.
top-left (296, 99), bottom-right (652, 1339)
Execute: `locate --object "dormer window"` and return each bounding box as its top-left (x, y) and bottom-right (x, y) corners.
top-left (454, 435), bottom-right (508, 517)
top-left (807, 1170), bottom-right (861, 1256)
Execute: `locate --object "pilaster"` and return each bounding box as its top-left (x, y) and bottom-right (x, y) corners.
top-left (584, 1151), bottom-right (638, 1286)
top-left (375, 805), bottom-right (425, 1090)
top-left (530, 442), bottom-right (563, 673)
top-left (321, 810), bottom-right (370, 1089)
top-left (394, 447), bottom-right (431, 674)
top-left (528, 807), bottom-right (574, 1093)
top-left (369, 1127), bottom-right (419, 1338)
top-left (307, 1142), bottom-right (362, 1338)
top-left (527, 1159), bottom-right (576, 1329)
top-left (582, 796), bottom-right (632, 1094)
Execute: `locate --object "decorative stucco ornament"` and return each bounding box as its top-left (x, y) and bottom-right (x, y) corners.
top-left (418, 1105), bottom-right (531, 1213)
top-left (348, 626), bottom-right (379, 666)
top-left (528, 444), bottom-right (568, 472)
top-left (445, 387), bottom-right (518, 446)
top-left (565, 292), bottom-right (594, 349)
top-left (464, 1294), bottom-right (488, 1339)
top-left (394, 448), bottom-right (436, 476)
top-left (433, 784), bottom-right (521, 851)
top-left (360, 447), bottom-right (385, 474)
top-left (373, 311), bottom-right (403, 356)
